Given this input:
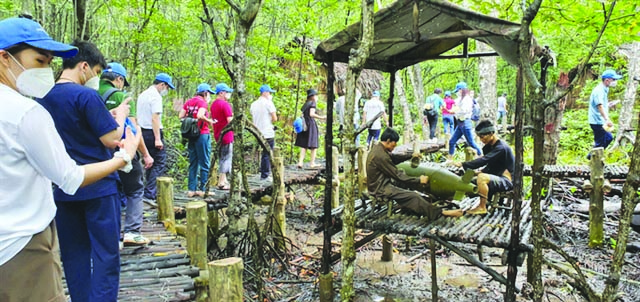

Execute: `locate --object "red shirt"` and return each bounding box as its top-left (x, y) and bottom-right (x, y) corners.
top-left (210, 97), bottom-right (234, 144)
top-left (183, 96), bottom-right (210, 134)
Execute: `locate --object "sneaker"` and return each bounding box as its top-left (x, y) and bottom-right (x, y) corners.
top-left (119, 241), bottom-right (124, 251)
top-left (260, 176), bottom-right (273, 182)
top-left (123, 233), bottom-right (150, 246)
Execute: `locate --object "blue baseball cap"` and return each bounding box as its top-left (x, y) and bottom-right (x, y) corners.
top-left (103, 62), bottom-right (129, 87)
top-left (601, 69), bottom-right (622, 80)
top-left (444, 90), bottom-right (452, 96)
top-left (0, 17), bottom-right (78, 58)
top-left (215, 83), bottom-right (234, 94)
top-left (372, 90), bottom-right (381, 97)
top-left (197, 83), bottom-right (214, 94)
top-left (453, 81), bottom-right (468, 93)
top-left (259, 84), bottom-right (276, 93)
top-left (155, 73), bottom-right (175, 89)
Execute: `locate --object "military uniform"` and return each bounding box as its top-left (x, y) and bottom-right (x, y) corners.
top-left (366, 143), bottom-right (442, 221)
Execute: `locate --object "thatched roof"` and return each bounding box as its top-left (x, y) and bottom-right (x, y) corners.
top-left (315, 0), bottom-right (528, 72)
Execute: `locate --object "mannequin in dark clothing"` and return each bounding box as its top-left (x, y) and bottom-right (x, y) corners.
top-left (367, 128), bottom-right (464, 220)
top-left (455, 120), bottom-right (515, 215)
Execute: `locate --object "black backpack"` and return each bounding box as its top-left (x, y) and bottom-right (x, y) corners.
top-left (181, 106), bottom-right (200, 140)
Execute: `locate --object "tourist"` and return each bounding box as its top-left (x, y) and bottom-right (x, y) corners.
top-left (423, 88), bottom-right (443, 141)
top-left (211, 83), bottom-right (235, 189)
top-left (362, 90), bottom-right (388, 145)
top-left (448, 82), bottom-right (482, 158)
top-left (250, 84), bottom-right (278, 180)
top-left (295, 88), bottom-right (325, 168)
top-left (588, 69), bottom-right (621, 158)
top-left (442, 91), bottom-right (456, 136)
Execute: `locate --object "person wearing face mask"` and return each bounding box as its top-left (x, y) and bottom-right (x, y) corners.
top-left (180, 83), bottom-right (216, 196)
top-left (588, 69), bottom-right (622, 159)
top-left (99, 62), bottom-right (155, 247)
top-left (36, 40), bottom-right (134, 302)
top-left (137, 72), bottom-right (175, 201)
top-left (0, 17), bottom-right (140, 302)
top-left (211, 83), bottom-right (235, 190)
top-left (250, 84), bottom-right (278, 181)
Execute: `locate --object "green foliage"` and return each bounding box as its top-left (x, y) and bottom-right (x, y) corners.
top-left (610, 237), bottom-right (617, 249)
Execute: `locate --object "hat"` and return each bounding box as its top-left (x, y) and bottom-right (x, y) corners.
top-left (601, 69), bottom-right (622, 80)
top-left (103, 62), bottom-right (129, 87)
top-left (372, 90), bottom-right (381, 97)
top-left (444, 91), bottom-right (451, 97)
top-left (0, 17), bottom-right (77, 58)
top-left (306, 88), bottom-right (318, 97)
top-left (259, 84), bottom-right (276, 93)
top-left (196, 83), bottom-right (214, 94)
top-left (155, 73), bottom-right (175, 89)
top-left (215, 83), bottom-right (234, 94)
top-left (453, 82), bottom-right (468, 93)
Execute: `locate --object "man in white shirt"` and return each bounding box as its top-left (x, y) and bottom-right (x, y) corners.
top-left (362, 90), bottom-right (388, 146)
top-left (0, 17), bottom-right (139, 302)
top-left (497, 93), bottom-right (508, 124)
top-left (335, 88), bottom-right (362, 147)
top-left (137, 73), bottom-right (175, 201)
top-left (250, 84), bottom-right (278, 180)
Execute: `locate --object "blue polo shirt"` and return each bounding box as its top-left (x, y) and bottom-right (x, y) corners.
top-left (37, 82), bottom-right (120, 201)
top-left (589, 82), bottom-right (608, 125)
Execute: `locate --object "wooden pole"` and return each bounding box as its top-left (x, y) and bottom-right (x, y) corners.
top-left (319, 273), bottom-right (334, 302)
top-left (157, 177), bottom-right (175, 234)
top-left (208, 257), bottom-right (243, 302)
top-left (388, 69), bottom-right (396, 128)
top-left (430, 238), bottom-right (438, 301)
top-left (332, 146), bottom-right (340, 209)
top-left (187, 201), bottom-right (208, 270)
top-left (589, 147), bottom-right (605, 248)
top-left (274, 151), bottom-right (287, 250)
top-left (357, 147), bottom-right (368, 199)
top-left (381, 235), bottom-right (393, 262)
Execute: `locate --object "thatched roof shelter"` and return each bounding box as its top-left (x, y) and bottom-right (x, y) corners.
top-left (314, 0), bottom-right (526, 72)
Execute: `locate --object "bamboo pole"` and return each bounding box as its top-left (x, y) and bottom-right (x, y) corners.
top-left (332, 146), bottom-right (340, 209)
top-left (157, 177), bottom-right (175, 234)
top-left (319, 273), bottom-right (334, 302)
top-left (187, 201), bottom-right (208, 269)
top-left (589, 147), bottom-right (604, 248)
top-left (381, 235), bottom-right (393, 262)
top-left (208, 257), bottom-right (243, 302)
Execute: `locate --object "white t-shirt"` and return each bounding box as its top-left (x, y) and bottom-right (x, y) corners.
top-left (0, 84), bottom-right (84, 265)
top-left (335, 92), bottom-right (361, 126)
top-left (497, 96), bottom-right (507, 112)
top-left (455, 95), bottom-right (474, 120)
top-left (363, 97), bottom-right (385, 130)
top-left (250, 96), bottom-right (277, 139)
top-left (136, 85), bottom-right (163, 129)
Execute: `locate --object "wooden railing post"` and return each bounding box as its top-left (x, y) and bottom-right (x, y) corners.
top-left (381, 235), bottom-right (393, 262)
top-left (157, 177), bottom-right (175, 233)
top-left (589, 147), bottom-right (605, 248)
top-left (357, 147), bottom-right (368, 198)
top-left (273, 147), bottom-right (287, 250)
top-left (208, 257), bottom-right (243, 302)
top-left (187, 201), bottom-right (208, 269)
top-left (332, 146), bottom-right (340, 209)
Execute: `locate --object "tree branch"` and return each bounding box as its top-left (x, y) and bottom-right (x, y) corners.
top-left (199, 0), bottom-right (235, 79)
top-left (225, 0), bottom-right (241, 14)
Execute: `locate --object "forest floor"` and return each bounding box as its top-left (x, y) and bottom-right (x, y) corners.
top-left (239, 180), bottom-right (640, 302)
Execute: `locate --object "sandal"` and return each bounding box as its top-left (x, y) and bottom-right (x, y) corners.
top-left (309, 164), bottom-right (322, 169)
top-left (186, 191), bottom-right (196, 197)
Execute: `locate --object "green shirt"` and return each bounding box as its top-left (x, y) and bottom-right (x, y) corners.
top-left (98, 79), bottom-right (136, 117)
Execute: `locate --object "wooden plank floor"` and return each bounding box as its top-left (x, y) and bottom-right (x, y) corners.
top-left (63, 209), bottom-right (199, 301)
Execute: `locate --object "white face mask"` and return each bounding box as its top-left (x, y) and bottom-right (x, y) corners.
top-left (84, 75), bottom-right (100, 90)
top-left (609, 80), bottom-right (618, 87)
top-left (160, 88), bottom-right (168, 97)
top-left (7, 54), bottom-right (55, 98)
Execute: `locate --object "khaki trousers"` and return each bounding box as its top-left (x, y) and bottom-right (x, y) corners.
top-left (0, 222), bottom-right (65, 302)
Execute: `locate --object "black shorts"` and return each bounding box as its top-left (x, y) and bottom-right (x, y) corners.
top-left (473, 174), bottom-right (513, 199)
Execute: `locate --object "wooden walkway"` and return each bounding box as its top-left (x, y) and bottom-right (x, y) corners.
top-left (63, 211), bottom-right (199, 301)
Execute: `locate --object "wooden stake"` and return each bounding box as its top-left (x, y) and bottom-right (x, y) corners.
top-left (357, 147), bottom-right (368, 198)
top-left (157, 177), bottom-right (175, 234)
top-left (274, 152), bottom-right (287, 250)
top-left (430, 238), bottom-right (438, 301)
top-left (319, 272), bottom-right (334, 302)
top-left (381, 235), bottom-right (393, 262)
top-left (332, 146), bottom-right (340, 209)
top-left (208, 257), bottom-right (243, 302)
top-left (187, 201), bottom-right (208, 269)
top-left (589, 147), bottom-right (604, 248)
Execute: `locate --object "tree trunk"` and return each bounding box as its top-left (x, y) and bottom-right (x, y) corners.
top-left (602, 109), bottom-right (640, 301)
top-left (477, 40), bottom-right (497, 123)
top-left (208, 257), bottom-right (244, 302)
top-left (409, 65), bottom-right (428, 140)
top-left (341, 1), bottom-right (375, 300)
top-left (395, 72), bottom-right (414, 143)
top-left (613, 42), bottom-right (640, 148)
top-left (73, 0), bottom-right (90, 40)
